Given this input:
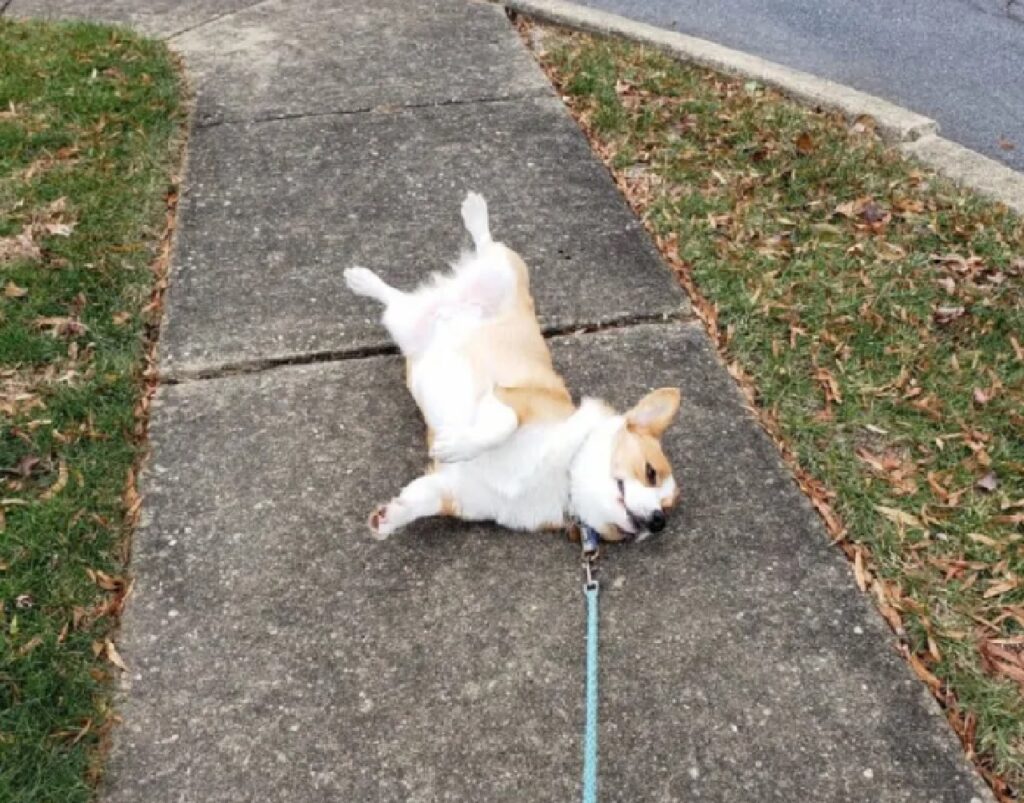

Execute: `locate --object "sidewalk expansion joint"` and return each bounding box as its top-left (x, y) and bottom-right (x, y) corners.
top-left (542, 309), bottom-right (688, 342)
top-left (161, 342), bottom-right (400, 385)
top-left (161, 308), bottom-right (690, 384)
top-left (192, 90), bottom-right (554, 131)
top-left (162, 0), bottom-right (278, 42)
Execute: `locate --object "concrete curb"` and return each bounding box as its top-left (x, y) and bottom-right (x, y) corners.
top-left (502, 0), bottom-right (1024, 215)
top-left (902, 135), bottom-right (1024, 214)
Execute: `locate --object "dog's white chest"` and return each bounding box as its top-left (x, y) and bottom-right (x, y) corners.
top-left (445, 423), bottom-right (572, 531)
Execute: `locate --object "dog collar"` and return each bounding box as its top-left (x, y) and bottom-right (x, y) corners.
top-left (580, 524), bottom-right (601, 555)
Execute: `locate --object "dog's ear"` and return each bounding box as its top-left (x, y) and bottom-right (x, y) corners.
top-left (626, 388), bottom-right (680, 437)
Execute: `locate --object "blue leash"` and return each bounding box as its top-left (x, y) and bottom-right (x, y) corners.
top-left (581, 526), bottom-right (601, 803)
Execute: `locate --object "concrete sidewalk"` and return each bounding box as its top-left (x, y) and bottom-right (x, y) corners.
top-left (5, 0), bottom-right (994, 800)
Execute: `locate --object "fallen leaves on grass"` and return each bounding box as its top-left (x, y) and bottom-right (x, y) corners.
top-left (981, 637), bottom-right (1024, 689)
top-left (0, 225), bottom-right (42, 264)
top-left (34, 316), bottom-right (87, 338)
top-left (934, 305), bottom-right (968, 326)
top-left (857, 448), bottom-right (919, 495)
top-left (0, 197), bottom-right (77, 265)
top-left (534, 25), bottom-right (1024, 798)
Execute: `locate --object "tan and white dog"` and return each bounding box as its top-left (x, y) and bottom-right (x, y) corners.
top-left (344, 192), bottom-right (680, 542)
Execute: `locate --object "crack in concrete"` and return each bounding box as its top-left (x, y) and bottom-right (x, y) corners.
top-left (161, 309), bottom-right (691, 384)
top-left (162, 0), bottom-right (278, 42)
top-left (0, 0), bottom-right (15, 17)
top-left (162, 342), bottom-right (399, 384)
top-left (191, 89), bottom-right (554, 131)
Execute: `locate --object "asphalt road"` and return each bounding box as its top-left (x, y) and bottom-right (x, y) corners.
top-left (575, 0), bottom-right (1024, 171)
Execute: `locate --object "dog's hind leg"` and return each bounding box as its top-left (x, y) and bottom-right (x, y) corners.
top-left (344, 267), bottom-right (432, 356)
top-left (367, 472), bottom-right (454, 539)
top-left (344, 266), bottom-right (402, 306)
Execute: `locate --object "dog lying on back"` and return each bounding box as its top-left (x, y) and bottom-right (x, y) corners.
top-left (344, 193), bottom-right (680, 542)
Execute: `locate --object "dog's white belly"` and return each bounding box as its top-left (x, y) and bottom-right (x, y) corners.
top-left (444, 424), bottom-right (570, 531)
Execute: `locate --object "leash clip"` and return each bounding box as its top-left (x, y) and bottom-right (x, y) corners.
top-left (581, 524), bottom-right (600, 591)
top-left (583, 556), bottom-right (598, 591)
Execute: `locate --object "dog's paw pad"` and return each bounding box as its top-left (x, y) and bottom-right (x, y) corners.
top-left (368, 504), bottom-right (393, 540)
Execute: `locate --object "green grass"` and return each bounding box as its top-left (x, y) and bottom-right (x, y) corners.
top-left (0, 20), bottom-right (185, 801)
top-left (535, 27), bottom-right (1024, 795)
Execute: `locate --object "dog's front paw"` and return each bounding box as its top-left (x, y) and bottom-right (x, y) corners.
top-left (367, 503), bottom-right (397, 540)
top-left (431, 431), bottom-right (483, 463)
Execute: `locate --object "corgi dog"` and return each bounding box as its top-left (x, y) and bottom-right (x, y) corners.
top-left (344, 192), bottom-right (680, 543)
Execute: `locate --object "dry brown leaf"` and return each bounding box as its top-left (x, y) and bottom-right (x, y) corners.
top-left (851, 114), bottom-right (876, 134)
top-left (875, 505), bottom-right (924, 530)
top-left (17, 635), bottom-right (43, 657)
top-left (4, 281), bottom-right (28, 298)
top-left (854, 548), bottom-right (868, 592)
top-left (876, 599), bottom-right (904, 634)
top-left (983, 579), bottom-right (1018, 599)
top-left (980, 638), bottom-right (1024, 689)
top-left (814, 367), bottom-right (843, 405)
top-left (907, 651), bottom-right (942, 691)
top-left (91, 569), bottom-right (123, 592)
top-left (976, 472), bottom-right (999, 493)
top-left (856, 447), bottom-right (896, 473)
top-left (104, 639), bottom-right (127, 671)
top-left (994, 513), bottom-right (1024, 525)
top-left (927, 471), bottom-right (952, 503)
top-left (795, 131), bottom-right (814, 155)
top-left (934, 306), bottom-right (967, 325)
top-left (877, 241), bottom-right (906, 262)
top-left (40, 459), bottom-right (68, 501)
top-left (0, 226), bottom-right (41, 264)
top-left (34, 316), bottom-right (88, 338)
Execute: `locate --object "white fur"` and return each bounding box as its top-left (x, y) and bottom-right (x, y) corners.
top-left (345, 193), bottom-right (670, 539)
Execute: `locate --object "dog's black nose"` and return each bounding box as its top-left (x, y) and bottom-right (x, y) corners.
top-left (648, 510), bottom-right (667, 533)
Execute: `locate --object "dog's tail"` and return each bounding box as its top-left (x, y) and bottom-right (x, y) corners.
top-left (461, 191), bottom-right (492, 252)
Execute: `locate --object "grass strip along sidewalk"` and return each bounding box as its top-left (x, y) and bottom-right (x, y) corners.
top-left (0, 20), bottom-right (185, 802)
top-left (526, 22), bottom-right (1024, 799)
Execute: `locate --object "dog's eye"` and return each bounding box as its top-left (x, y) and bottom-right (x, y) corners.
top-left (616, 479), bottom-right (625, 497)
top-left (645, 462), bottom-right (657, 485)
